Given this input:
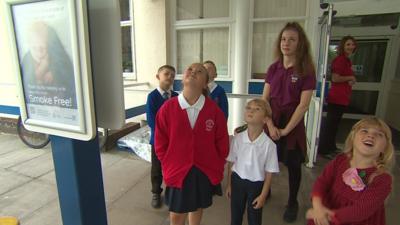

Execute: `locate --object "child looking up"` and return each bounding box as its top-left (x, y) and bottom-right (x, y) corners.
top-left (155, 63), bottom-right (229, 225)
top-left (226, 99), bottom-right (279, 225)
top-left (306, 117), bottom-right (394, 225)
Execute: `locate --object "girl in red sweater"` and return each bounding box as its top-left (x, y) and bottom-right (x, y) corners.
top-left (306, 117), bottom-right (394, 225)
top-left (155, 63), bottom-right (229, 225)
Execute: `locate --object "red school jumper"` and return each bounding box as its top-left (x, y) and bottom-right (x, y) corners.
top-left (155, 97), bottom-right (229, 189)
top-left (308, 154), bottom-right (392, 225)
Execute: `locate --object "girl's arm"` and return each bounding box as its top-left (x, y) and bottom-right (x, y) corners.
top-left (226, 162), bottom-right (233, 199)
top-left (262, 83), bottom-right (270, 102)
top-left (306, 196), bottom-right (334, 225)
top-left (262, 83), bottom-right (280, 140)
top-left (307, 156), bottom-right (340, 223)
top-left (252, 172), bottom-right (272, 209)
top-left (280, 89), bottom-right (313, 136)
top-left (154, 106), bottom-right (169, 162)
top-left (330, 174), bottom-right (392, 224)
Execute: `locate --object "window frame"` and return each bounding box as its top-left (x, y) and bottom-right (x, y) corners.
top-left (170, 0), bottom-right (234, 81)
top-left (120, 0), bottom-right (137, 80)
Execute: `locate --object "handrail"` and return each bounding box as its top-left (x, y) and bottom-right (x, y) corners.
top-left (123, 82), bottom-right (150, 88)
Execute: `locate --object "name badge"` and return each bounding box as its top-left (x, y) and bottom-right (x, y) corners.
top-left (291, 74), bottom-right (299, 83)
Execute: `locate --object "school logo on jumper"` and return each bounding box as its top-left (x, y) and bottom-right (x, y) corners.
top-left (291, 74), bottom-right (299, 83)
top-left (205, 119), bottom-right (215, 131)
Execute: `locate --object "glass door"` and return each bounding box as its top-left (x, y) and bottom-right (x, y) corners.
top-left (327, 39), bottom-right (389, 118)
top-left (305, 4), bottom-right (334, 168)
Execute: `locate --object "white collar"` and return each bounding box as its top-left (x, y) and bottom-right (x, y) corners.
top-left (208, 81), bottom-right (217, 93)
top-left (178, 93), bottom-right (205, 110)
top-left (157, 87), bottom-right (170, 96)
top-left (241, 129), bottom-right (267, 146)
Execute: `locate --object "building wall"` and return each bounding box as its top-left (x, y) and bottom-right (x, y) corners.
top-left (0, 3), bottom-right (20, 114)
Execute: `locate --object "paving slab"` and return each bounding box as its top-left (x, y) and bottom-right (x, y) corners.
top-left (8, 152), bottom-right (54, 178)
top-left (19, 200), bottom-right (62, 225)
top-left (0, 180), bottom-right (58, 219)
top-left (0, 168), bottom-right (32, 195)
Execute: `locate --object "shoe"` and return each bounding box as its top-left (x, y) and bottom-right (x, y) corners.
top-left (151, 193), bottom-right (161, 208)
top-left (283, 203), bottom-right (299, 223)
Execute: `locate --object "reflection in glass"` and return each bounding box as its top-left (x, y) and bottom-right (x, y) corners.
top-left (121, 26), bottom-right (133, 73)
top-left (347, 90), bottom-right (378, 115)
top-left (177, 28), bottom-right (229, 76)
top-left (176, 0), bottom-right (229, 20)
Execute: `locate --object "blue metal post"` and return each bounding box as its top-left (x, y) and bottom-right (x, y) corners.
top-left (50, 135), bottom-right (107, 225)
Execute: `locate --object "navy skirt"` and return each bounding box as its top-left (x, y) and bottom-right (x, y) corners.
top-left (165, 166), bottom-right (222, 213)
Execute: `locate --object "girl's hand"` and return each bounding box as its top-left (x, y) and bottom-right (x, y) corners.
top-left (225, 185), bottom-right (231, 199)
top-left (267, 123), bottom-right (280, 140)
top-left (252, 195), bottom-right (266, 209)
top-left (308, 206), bottom-right (333, 225)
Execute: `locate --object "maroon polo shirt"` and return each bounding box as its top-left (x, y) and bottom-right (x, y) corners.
top-left (327, 54), bottom-right (353, 106)
top-left (265, 60), bottom-right (316, 152)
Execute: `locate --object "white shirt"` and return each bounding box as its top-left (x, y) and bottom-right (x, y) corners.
top-left (178, 93), bottom-right (205, 129)
top-left (157, 87), bottom-right (171, 98)
top-left (227, 129), bottom-right (279, 182)
top-left (208, 81), bottom-right (217, 94)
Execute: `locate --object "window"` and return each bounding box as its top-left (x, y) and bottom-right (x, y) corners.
top-left (176, 0), bottom-right (229, 20)
top-left (173, 0), bottom-right (231, 79)
top-left (176, 27), bottom-right (229, 75)
top-left (251, 0), bottom-right (308, 79)
top-left (120, 0), bottom-right (136, 78)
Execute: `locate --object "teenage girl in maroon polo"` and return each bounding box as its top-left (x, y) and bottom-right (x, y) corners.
top-left (262, 22), bottom-right (316, 223)
top-left (319, 36), bottom-right (357, 158)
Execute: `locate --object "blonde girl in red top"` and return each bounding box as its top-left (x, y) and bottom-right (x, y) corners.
top-left (307, 117), bottom-right (394, 225)
top-left (155, 63), bottom-right (229, 225)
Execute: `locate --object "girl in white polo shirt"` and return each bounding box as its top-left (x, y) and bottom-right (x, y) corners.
top-left (226, 99), bottom-right (279, 225)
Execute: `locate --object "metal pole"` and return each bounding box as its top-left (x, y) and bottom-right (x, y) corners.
top-left (314, 4), bottom-right (334, 164)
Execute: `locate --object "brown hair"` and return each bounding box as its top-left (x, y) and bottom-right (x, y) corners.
top-left (343, 117), bottom-right (395, 182)
top-left (203, 60), bottom-right (217, 74)
top-left (157, 65), bottom-right (176, 73)
top-left (274, 22), bottom-right (315, 77)
top-left (337, 35), bottom-right (357, 56)
top-left (246, 98), bottom-right (272, 118)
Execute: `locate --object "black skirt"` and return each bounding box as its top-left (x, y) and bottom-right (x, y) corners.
top-left (165, 166), bottom-right (222, 213)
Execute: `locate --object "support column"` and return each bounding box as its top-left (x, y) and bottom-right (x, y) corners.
top-left (232, 0), bottom-right (250, 131)
top-left (51, 135), bottom-right (108, 225)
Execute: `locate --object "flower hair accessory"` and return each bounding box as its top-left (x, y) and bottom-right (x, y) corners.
top-left (342, 168), bottom-right (366, 191)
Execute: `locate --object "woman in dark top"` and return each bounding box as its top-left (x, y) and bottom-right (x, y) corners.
top-left (262, 22), bottom-right (316, 223)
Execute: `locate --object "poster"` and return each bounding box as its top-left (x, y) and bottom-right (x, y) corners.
top-left (11, 0), bottom-right (80, 127)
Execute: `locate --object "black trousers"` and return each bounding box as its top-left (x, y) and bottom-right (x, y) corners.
top-left (151, 145), bottom-right (163, 194)
top-left (230, 172), bottom-right (264, 225)
top-left (319, 103), bottom-right (347, 155)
